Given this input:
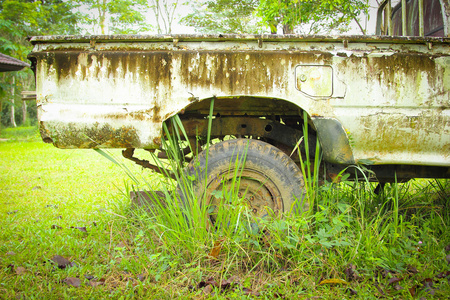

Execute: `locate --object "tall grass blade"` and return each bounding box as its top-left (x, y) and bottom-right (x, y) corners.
top-left (94, 148), bottom-right (139, 184)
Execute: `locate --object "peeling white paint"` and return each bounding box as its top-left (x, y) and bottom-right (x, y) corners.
top-left (29, 34), bottom-right (450, 166)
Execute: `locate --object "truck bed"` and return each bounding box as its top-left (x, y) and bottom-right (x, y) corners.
top-left (28, 34), bottom-right (450, 167)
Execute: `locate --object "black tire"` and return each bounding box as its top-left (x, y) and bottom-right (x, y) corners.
top-left (183, 138), bottom-right (307, 222)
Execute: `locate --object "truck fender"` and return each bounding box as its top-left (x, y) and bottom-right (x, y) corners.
top-left (311, 117), bottom-right (355, 165)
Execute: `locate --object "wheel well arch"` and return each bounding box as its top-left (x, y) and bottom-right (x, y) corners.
top-left (180, 96), bottom-right (305, 119)
top-left (173, 95), bottom-right (354, 165)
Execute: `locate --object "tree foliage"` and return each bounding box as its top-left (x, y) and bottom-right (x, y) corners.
top-left (181, 0), bottom-right (260, 34)
top-left (0, 0), bottom-right (81, 127)
top-left (257, 0), bottom-right (369, 34)
top-left (1, 0), bottom-right (80, 60)
top-left (182, 0), bottom-right (369, 35)
top-left (76, 0), bottom-right (150, 34)
top-left (149, 0), bottom-right (180, 34)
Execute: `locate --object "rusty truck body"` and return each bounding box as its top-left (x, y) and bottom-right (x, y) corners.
top-left (28, 0), bottom-right (450, 214)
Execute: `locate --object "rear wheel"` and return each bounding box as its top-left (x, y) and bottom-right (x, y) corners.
top-left (184, 138), bottom-right (307, 224)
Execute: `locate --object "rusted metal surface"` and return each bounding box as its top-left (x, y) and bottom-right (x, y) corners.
top-left (312, 118), bottom-right (354, 164)
top-left (377, 0), bottom-right (450, 36)
top-left (122, 148), bottom-right (176, 179)
top-left (181, 116), bottom-right (305, 149)
top-left (391, 0), bottom-right (446, 36)
top-left (28, 29), bottom-right (450, 168)
top-left (28, 33), bottom-right (450, 44)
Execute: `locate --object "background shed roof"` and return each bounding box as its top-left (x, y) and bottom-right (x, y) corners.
top-left (0, 53), bottom-right (30, 72)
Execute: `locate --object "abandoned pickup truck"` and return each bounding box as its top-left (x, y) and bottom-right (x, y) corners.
top-left (28, 0), bottom-right (450, 216)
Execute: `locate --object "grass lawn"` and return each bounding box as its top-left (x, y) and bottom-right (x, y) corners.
top-left (1, 126), bottom-right (449, 299)
top-left (0, 128), bottom-right (152, 298)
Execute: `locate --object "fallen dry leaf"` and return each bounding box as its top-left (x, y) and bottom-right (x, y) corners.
top-left (421, 277), bottom-right (436, 295)
top-left (209, 239), bottom-right (224, 259)
top-left (51, 255), bottom-right (73, 269)
top-left (194, 275), bottom-right (259, 296)
top-left (319, 278), bottom-right (348, 285)
top-left (374, 283), bottom-right (385, 296)
top-left (203, 284), bottom-right (213, 295)
top-left (271, 291), bottom-right (285, 298)
top-left (64, 277), bottom-right (81, 287)
top-left (220, 275), bottom-right (239, 290)
top-left (436, 271), bottom-right (450, 278)
top-left (344, 263), bottom-right (358, 281)
top-left (71, 226), bottom-right (88, 233)
top-left (329, 173), bottom-right (342, 183)
top-left (422, 278), bottom-right (433, 288)
top-left (376, 267), bottom-right (394, 279)
top-left (407, 265), bottom-right (419, 274)
top-left (15, 267), bottom-right (26, 275)
top-left (6, 251), bottom-right (16, 255)
top-left (409, 285), bottom-right (417, 297)
top-left (51, 225), bottom-right (63, 230)
top-left (388, 277), bottom-right (402, 285)
top-left (204, 277), bottom-right (219, 288)
top-left (88, 278), bottom-right (105, 287)
top-left (243, 287), bottom-right (260, 297)
top-left (137, 274), bottom-right (145, 282)
top-left (7, 210), bottom-right (18, 215)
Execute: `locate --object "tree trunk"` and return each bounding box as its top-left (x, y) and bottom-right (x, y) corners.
top-left (10, 76), bottom-right (16, 128)
top-left (98, 0), bottom-right (106, 34)
top-left (22, 100), bottom-right (27, 125)
top-left (283, 24), bottom-right (294, 34)
top-left (0, 100), bottom-right (2, 135)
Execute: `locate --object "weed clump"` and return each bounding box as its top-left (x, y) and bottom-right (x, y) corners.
top-left (113, 110), bottom-right (450, 298)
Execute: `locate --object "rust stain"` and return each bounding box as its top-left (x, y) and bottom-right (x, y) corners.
top-left (152, 137), bottom-right (161, 146)
top-left (101, 108), bottom-right (157, 121)
top-left (356, 111), bottom-right (450, 160)
top-left (177, 51), bottom-right (333, 96)
top-left (39, 121), bottom-right (53, 144)
top-left (44, 123), bottom-right (140, 149)
top-left (28, 34), bottom-right (450, 47)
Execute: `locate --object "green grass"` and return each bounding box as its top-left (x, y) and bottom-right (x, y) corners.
top-left (0, 126), bottom-right (40, 142)
top-left (1, 126), bottom-right (449, 299)
top-left (0, 128), bottom-right (157, 298)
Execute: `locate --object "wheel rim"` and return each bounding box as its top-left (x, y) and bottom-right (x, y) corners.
top-left (205, 168), bottom-right (284, 223)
